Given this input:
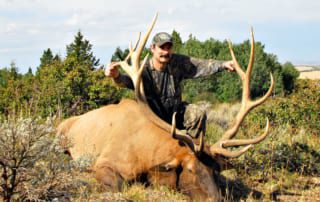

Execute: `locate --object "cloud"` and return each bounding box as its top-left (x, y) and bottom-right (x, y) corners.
top-left (0, 0), bottom-right (319, 72)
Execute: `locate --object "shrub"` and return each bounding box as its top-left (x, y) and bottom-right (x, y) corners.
top-left (0, 117), bottom-right (75, 201)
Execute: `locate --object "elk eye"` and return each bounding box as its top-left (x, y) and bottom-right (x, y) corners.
top-left (164, 165), bottom-right (173, 171)
top-left (187, 164), bottom-right (194, 173)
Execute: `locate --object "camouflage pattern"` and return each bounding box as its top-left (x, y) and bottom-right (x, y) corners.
top-left (113, 53), bottom-right (224, 132)
top-left (152, 32), bottom-right (173, 46)
top-left (183, 103), bottom-right (207, 137)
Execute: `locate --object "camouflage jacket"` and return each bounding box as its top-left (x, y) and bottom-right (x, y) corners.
top-left (114, 53), bottom-right (224, 123)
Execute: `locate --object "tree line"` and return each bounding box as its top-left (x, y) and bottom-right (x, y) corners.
top-left (0, 30), bottom-right (299, 118)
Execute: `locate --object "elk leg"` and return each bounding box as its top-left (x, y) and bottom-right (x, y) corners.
top-left (148, 170), bottom-right (177, 189)
top-left (95, 165), bottom-right (124, 191)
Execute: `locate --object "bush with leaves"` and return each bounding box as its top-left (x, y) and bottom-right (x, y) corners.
top-left (247, 79), bottom-right (320, 135)
top-left (0, 117), bottom-right (78, 201)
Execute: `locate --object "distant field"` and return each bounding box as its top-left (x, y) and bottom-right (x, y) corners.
top-left (295, 65), bottom-right (320, 80)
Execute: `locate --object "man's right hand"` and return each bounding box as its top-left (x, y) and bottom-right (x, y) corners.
top-left (105, 62), bottom-right (120, 78)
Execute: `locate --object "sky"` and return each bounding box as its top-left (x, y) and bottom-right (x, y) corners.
top-left (0, 0), bottom-right (319, 73)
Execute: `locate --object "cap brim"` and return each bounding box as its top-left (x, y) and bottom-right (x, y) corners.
top-left (156, 40), bottom-right (173, 47)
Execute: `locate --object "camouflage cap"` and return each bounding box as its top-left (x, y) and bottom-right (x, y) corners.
top-left (152, 32), bottom-right (173, 46)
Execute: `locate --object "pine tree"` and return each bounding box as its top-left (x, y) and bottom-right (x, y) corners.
top-left (66, 31), bottom-right (99, 68)
top-left (171, 30), bottom-right (183, 53)
top-left (39, 48), bottom-right (54, 68)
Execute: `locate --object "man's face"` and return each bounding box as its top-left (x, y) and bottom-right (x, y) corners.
top-left (151, 43), bottom-right (173, 64)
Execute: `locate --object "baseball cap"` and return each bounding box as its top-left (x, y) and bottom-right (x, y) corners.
top-left (152, 32), bottom-right (173, 46)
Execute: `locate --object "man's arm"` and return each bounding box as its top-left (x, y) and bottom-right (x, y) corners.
top-left (105, 62), bottom-right (134, 89)
top-left (174, 54), bottom-right (234, 79)
top-left (113, 73), bottom-right (134, 89)
top-left (190, 57), bottom-right (225, 78)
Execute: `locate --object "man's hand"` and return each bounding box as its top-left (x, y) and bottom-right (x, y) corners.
top-left (105, 62), bottom-right (120, 78)
top-left (222, 60), bottom-right (235, 72)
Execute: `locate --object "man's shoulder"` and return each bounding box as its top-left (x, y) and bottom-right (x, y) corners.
top-left (168, 54), bottom-right (196, 77)
top-left (171, 53), bottom-right (189, 61)
top-left (170, 53), bottom-right (191, 67)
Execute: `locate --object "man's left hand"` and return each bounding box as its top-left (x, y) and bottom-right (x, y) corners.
top-left (222, 60), bottom-right (235, 72)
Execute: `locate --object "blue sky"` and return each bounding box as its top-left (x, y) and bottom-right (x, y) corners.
top-left (0, 0), bottom-right (319, 73)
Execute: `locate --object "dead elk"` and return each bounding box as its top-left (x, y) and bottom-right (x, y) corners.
top-left (57, 15), bottom-right (274, 201)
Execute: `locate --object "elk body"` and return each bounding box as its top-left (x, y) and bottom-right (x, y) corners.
top-left (57, 14), bottom-right (274, 201)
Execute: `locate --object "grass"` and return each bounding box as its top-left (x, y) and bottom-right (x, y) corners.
top-left (1, 80), bottom-right (319, 201)
top-left (67, 98), bottom-right (319, 201)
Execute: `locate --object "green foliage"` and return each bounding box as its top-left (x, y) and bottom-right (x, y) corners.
top-left (0, 63), bottom-right (38, 116)
top-left (171, 30), bottom-right (183, 53)
top-left (109, 30), bottom-right (298, 104)
top-left (248, 79), bottom-right (319, 135)
top-left (204, 80), bottom-right (320, 200)
top-left (165, 31), bottom-right (295, 102)
top-left (178, 36), bottom-right (283, 102)
top-left (0, 32), bottom-right (124, 118)
top-left (35, 57), bottom-right (121, 117)
top-left (66, 31), bottom-right (100, 67)
top-left (111, 47), bottom-right (129, 62)
top-left (39, 48), bottom-right (54, 68)
top-left (273, 143), bottom-right (320, 174)
top-left (281, 62), bottom-right (300, 94)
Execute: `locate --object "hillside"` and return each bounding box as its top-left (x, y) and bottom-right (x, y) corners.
top-left (295, 65), bottom-right (320, 79)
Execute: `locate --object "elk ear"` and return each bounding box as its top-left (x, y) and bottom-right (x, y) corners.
top-left (163, 158), bottom-right (180, 171)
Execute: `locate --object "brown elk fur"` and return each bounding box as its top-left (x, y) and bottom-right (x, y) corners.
top-left (57, 99), bottom-right (220, 201)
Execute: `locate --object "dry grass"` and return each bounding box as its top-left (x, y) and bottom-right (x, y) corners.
top-left (295, 66), bottom-right (315, 72)
top-left (299, 71), bottom-right (320, 80)
top-left (71, 173), bottom-right (187, 201)
top-left (295, 65), bottom-right (320, 80)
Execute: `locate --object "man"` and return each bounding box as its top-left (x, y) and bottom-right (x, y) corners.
top-left (105, 32), bottom-right (234, 137)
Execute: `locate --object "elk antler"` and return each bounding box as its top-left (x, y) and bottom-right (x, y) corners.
top-left (210, 28), bottom-right (274, 158)
top-left (116, 14), bottom-right (203, 154)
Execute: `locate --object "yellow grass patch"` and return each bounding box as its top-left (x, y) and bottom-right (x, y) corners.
top-left (299, 70), bottom-right (320, 80)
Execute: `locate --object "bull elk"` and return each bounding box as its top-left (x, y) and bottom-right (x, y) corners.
top-left (57, 14), bottom-right (274, 201)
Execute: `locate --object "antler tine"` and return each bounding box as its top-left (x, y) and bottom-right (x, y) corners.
top-left (135, 53), bottom-right (149, 102)
top-left (119, 14), bottom-right (205, 154)
top-left (209, 29), bottom-right (274, 158)
top-left (171, 113), bottom-right (203, 154)
top-left (223, 28), bottom-right (269, 141)
top-left (135, 13), bottom-right (158, 64)
top-left (228, 40), bottom-right (245, 80)
top-left (194, 128), bottom-right (205, 154)
top-left (220, 118), bottom-right (269, 147)
top-left (170, 112), bottom-right (177, 136)
top-left (192, 115), bottom-right (206, 153)
top-left (211, 145), bottom-right (253, 158)
top-left (246, 27), bottom-right (255, 81)
top-left (124, 32), bottom-right (142, 63)
top-left (251, 73), bottom-right (274, 108)
top-left (133, 32), bottom-right (142, 51)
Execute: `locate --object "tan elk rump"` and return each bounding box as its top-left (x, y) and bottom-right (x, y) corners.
top-left (57, 14), bottom-right (274, 201)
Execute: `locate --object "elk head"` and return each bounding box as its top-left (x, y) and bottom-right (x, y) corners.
top-left (115, 14), bottom-right (274, 201)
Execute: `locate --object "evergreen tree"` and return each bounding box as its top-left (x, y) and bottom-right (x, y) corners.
top-left (282, 62), bottom-right (299, 95)
top-left (111, 47), bottom-right (129, 62)
top-left (171, 30), bottom-right (183, 53)
top-left (9, 61), bottom-right (19, 80)
top-left (66, 31), bottom-right (100, 68)
top-left (39, 48), bottom-right (54, 68)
